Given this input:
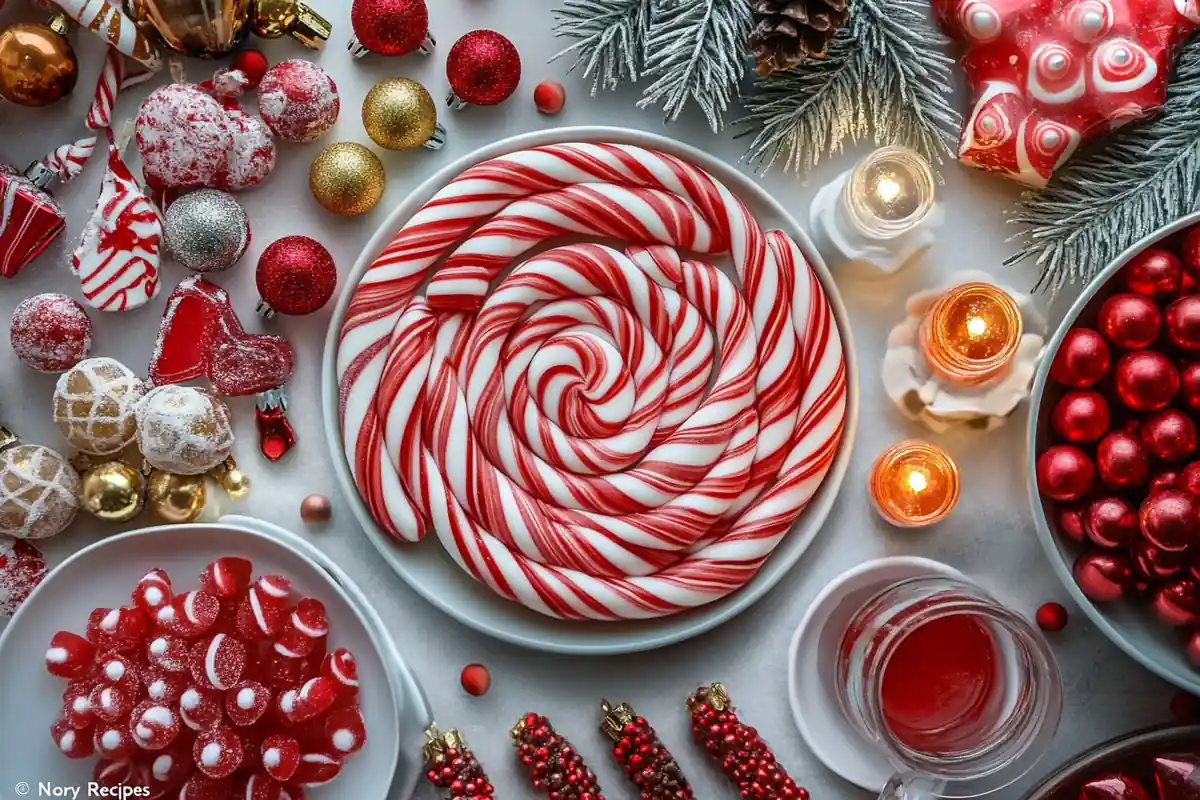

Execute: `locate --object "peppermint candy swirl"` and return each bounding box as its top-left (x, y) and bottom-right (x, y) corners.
top-left (1092, 39), bottom-right (1158, 94)
top-left (336, 143), bottom-right (848, 620)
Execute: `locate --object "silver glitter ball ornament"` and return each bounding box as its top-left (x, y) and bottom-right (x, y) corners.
top-left (164, 190), bottom-right (251, 273)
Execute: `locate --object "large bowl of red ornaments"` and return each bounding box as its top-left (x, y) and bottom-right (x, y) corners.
top-left (0, 516), bottom-right (432, 798)
top-left (1030, 212), bottom-right (1200, 694)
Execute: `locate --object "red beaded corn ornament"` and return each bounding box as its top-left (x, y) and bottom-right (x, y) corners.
top-left (423, 724), bottom-right (495, 800)
top-left (600, 700), bottom-right (693, 800)
top-left (687, 683), bottom-right (809, 800)
top-left (511, 712), bottom-right (605, 800)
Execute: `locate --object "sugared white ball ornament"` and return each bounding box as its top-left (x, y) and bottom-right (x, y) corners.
top-left (134, 386), bottom-right (234, 475)
top-left (53, 358), bottom-right (145, 455)
top-left (0, 444), bottom-right (81, 539)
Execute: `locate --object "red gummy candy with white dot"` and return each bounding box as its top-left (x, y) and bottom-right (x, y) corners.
top-left (180, 773), bottom-right (231, 800)
top-left (46, 630), bottom-right (95, 679)
top-left (130, 699), bottom-right (181, 750)
top-left (324, 705), bottom-right (366, 756)
top-left (257, 60), bottom-right (340, 143)
top-left (90, 683), bottom-right (131, 721)
top-left (274, 598), bottom-right (327, 658)
top-left (142, 666), bottom-right (188, 704)
top-left (260, 733), bottom-right (300, 781)
top-left (94, 718), bottom-right (137, 759)
top-left (98, 652), bottom-right (139, 690)
top-left (190, 633), bottom-right (245, 691)
top-left (292, 751), bottom-right (342, 787)
top-left (90, 606), bottom-right (150, 654)
top-left (62, 686), bottom-right (95, 729)
top-left (133, 569), bottom-right (173, 615)
top-left (200, 557), bottom-right (252, 599)
top-left (94, 757), bottom-right (137, 785)
top-left (147, 634), bottom-right (189, 672)
top-left (237, 576), bottom-right (291, 640)
top-left (194, 725), bottom-right (242, 778)
top-left (146, 742), bottom-right (192, 787)
top-left (169, 590), bottom-right (220, 638)
top-left (51, 717), bottom-right (95, 759)
top-left (237, 773), bottom-right (285, 800)
top-left (322, 648), bottom-right (358, 698)
top-left (226, 680), bottom-right (270, 727)
top-left (9, 293), bottom-right (92, 373)
top-left (180, 686), bottom-right (223, 731)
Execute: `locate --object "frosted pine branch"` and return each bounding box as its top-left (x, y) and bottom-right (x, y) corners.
top-left (1007, 39), bottom-right (1200, 296)
top-left (551, 0), bottom-right (654, 94)
top-left (739, 0), bottom-right (959, 173)
top-left (637, 0), bottom-right (754, 132)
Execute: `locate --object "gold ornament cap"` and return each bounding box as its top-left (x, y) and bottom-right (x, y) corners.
top-left (687, 682), bottom-right (730, 712)
top-left (0, 427), bottom-right (18, 452)
top-left (47, 13), bottom-right (70, 36)
top-left (252, 0), bottom-right (330, 48)
top-left (309, 142), bottom-right (385, 216)
top-left (599, 699), bottom-right (636, 741)
top-left (422, 724), bottom-right (467, 763)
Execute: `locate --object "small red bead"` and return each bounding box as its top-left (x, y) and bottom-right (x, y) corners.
top-left (1036, 601), bottom-right (1069, 632)
top-left (460, 663), bottom-right (491, 696)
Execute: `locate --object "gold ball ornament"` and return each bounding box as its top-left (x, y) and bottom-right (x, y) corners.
top-left (309, 142), bottom-right (385, 216)
top-left (134, 385), bottom-right (234, 475)
top-left (80, 462), bottom-right (145, 523)
top-left (363, 78), bottom-right (440, 151)
top-left (0, 444), bottom-right (80, 539)
top-left (210, 456), bottom-right (251, 499)
top-left (0, 20), bottom-right (79, 107)
top-left (53, 358), bottom-right (145, 456)
top-left (146, 470), bottom-right (207, 524)
top-left (300, 494), bottom-right (331, 525)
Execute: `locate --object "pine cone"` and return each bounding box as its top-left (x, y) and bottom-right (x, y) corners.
top-left (748, 0), bottom-right (850, 77)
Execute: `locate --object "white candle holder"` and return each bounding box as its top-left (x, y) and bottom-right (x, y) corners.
top-left (809, 146), bottom-right (945, 276)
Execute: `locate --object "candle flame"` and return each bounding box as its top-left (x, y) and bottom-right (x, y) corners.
top-left (875, 176), bottom-right (902, 205)
top-left (965, 315), bottom-right (988, 338)
top-left (906, 469), bottom-right (928, 493)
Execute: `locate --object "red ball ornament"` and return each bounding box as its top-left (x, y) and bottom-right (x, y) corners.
top-left (1123, 248), bottom-right (1183, 300)
top-left (1184, 272), bottom-right (1199, 296)
top-left (1166, 294), bottom-right (1200, 351)
top-left (446, 30), bottom-right (521, 108)
top-left (1182, 225), bottom-right (1200, 275)
top-left (1034, 602), bottom-right (1068, 632)
top-left (1037, 445), bottom-right (1095, 501)
top-left (1114, 351), bottom-right (1179, 411)
top-left (1096, 431), bottom-right (1149, 490)
top-left (1098, 293), bottom-right (1162, 350)
top-left (1140, 489), bottom-right (1200, 552)
top-left (1084, 497), bottom-right (1138, 548)
top-left (1180, 363), bottom-right (1200, 412)
top-left (9, 293), bottom-right (92, 373)
top-left (1050, 390), bottom-right (1110, 443)
top-left (1152, 578), bottom-right (1200, 626)
top-left (1151, 469), bottom-right (1182, 493)
top-left (1056, 502), bottom-right (1087, 543)
top-left (533, 80), bottom-right (565, 115)
top-left (1073, 551), bottom-right (1133, 603)
top-left (1049, 328), bottom-right (1110, 388)
top-left (256, 236), bottom-right (337, 317)
top-left (460, 663), bottom-right (490, 696)
top-left (350, 0), bottom-right (432, 57)
top-left (1141, 409), bottom-right (1198, 462)
top-left (1131, 539), bottom-right (1185, 581)
top-left (257, 60), bottom-right (340, 143)
top-left (231, 50), bottom-right (269, 88)
top-left (1181, 461), bottom-right (1200, 496)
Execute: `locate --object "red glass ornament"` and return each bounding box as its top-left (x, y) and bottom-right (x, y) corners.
top-left (511, 713), bottom-right (606, 800)
top-left (1151, 469), bottom-right (1182, 493)
top-left (1098, 293), bottom-right (1162, 350)
top-left (1167, 294), bottom-right (1200, 351)
top-left (1124, 249), bottom-right (1184, 299)
top-left (1180, 362), bottom-right (1200, 412)
top-left (1183, 225), bottom-right (1200, 275)
top-left (1183, 272), bottom-right (1198, 295)
top-left (1141, 409), bottom-right (1198, 462)
top-left (1050, 328), bottom-right (1111, 388)
top-left (349, 0), bottom-right (432, 58)
top-left (601, 701), bottom-right (694, 800)
top-left (446, 30), bottom-right (521, 108)
top-left (1140, 489), bottom-right (1200, 551)
top-left (230, 50), bottom-right (268, 88)
top-left (1078, 773), bottom-right (1151, 800)
top-left (1073, 551), bottom-right (1133, 603)
top-left (460, 663), bottom-right (490, 697)
top-left (1037, 445), bottom-right (1095, 501)
top-left (1096, 431), bottom-right (1149, 489)
top-left (256, 236), bottom-right (337, 317)
top-left (1131, 540), bottom-right (1185, 581)
top-left (0, 163), bottom-right (65, 278)
top-left (1084, 497), bottom-right (1138, 548)
top-left (1153, 752), bottom-right (1200, 800)
top-left (1180, 461), bottom-right (1200, 496)
top-left (256, 389), bottom-right (296, 461)
top-left (1034, 601), bottom-right (1067, 632)
top-left (1152, 578), bottom-right (1200, 626)
top-left (1050, 390), bottom-right (1110, 443)
top-left (1114, 351), bottom-right (1179, 411)
top-left (534, 81), bottom-right (565, 115)
top-left (1056, 502), bottom-right (1087, 543)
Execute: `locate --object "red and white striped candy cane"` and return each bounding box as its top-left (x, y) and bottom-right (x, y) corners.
top-left (87, 47), bottom-right (152, 130)
top-left (337, 143), bottom-right (848, 620)
top-left (41, 137), bottom-right (96, 182)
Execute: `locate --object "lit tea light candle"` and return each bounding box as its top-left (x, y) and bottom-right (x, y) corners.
top-left (920, 282), bottom-right (1023, 386)
top-left (869, 440), bottom-right (960, 527)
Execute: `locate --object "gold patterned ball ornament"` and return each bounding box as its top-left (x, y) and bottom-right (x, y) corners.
top-left (0, 442), bottom-right (81, 540)
top-left (53, 357), bottom-right (145, 455)
top-left (146, 470), bottom-right (207, 524)
top-left (134, 385), bottom-right (235, 475)
top-left (362, 78), bottom-right (446, 151)
top-left (80, 461), bottom-right (145, 523)
top-left (309, 142), bottom-right (385, 216)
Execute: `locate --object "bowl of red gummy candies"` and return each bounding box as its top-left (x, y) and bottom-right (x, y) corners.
top-left (1030, 212), bottom-right (1200, 694)
top-left (0, 517), bottom-right (432, 799)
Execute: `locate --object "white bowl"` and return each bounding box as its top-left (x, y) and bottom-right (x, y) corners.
top-left (0, 515), bottom-right (432, 798)
top-left (321, 126), bottom-right (859, 655)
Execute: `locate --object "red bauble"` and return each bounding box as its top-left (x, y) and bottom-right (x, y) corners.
top-left (1084, 497), bottom-right (1138, 548)
top-left (1152, 578), bottom-right (1200, 626)
top-left (460, 663), bottom-right (490, 696)
top-left (1151, 469), bottom-right (1182, 493)
top-left (533, 80), bottom-right (565, 115)
top-left (1123, 249), bottom-right (1183, 300)
top-left (1182, 225), bottom-right (1200, 275)
top-left (1096, 431), bottom-right (1149, 490)
top-left (1141, 409), bottom-right (1198, 462)
top-left (1050, 328), bottom-right (1111, 388)
top-left (1037, 445), bottom-right (1095, 501)
top-left (1114, 351), bottom-right (1179, 411)
top-left (1050, 390), bottom-right (1110, 443)
top-left (1131, 540), bottom-right (1185, 581)
top-left (9, 293), bottom-right (92, 373)
top-left (1184, 272), bottom-right (1199, 295)
top-left (1166, 294), bottom-right (1200, 351)
top-left (231, 50), bottom-right (269, 88)
top-left (351, 0), bottom-right (430, 56)
top-left (1073, 551), bottom-right (1133, 603)
top-left (1056, 502), bottom-right (1087, 543)
top-left (1098, 293), bottom-right (1162, 350)
top-left (446, 30), bottom-right (521, 107)
top-left (1140, 489), bottom-right (1200, 552)
top-left (1181, 461), bottom-right (1200, 496)
top-left (1180, 363), bottom-right (1200, 412)
top-left (256, 236), bottom-right (337, 317)
top-left (1034, 601), bottom-right (1068, 632)
top-left (257, 60), bottom-right (340, 144)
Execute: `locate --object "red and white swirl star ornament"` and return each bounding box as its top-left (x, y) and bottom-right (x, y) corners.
top-left (336, 143), bottom-right (849, 621)
top-left (934, 0), bottom-right (1199, 187)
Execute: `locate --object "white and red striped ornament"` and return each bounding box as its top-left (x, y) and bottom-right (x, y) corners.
top-left (336, 142), bottom-right (849, 620)
top-left (86, 47), bottom-right (153, 131)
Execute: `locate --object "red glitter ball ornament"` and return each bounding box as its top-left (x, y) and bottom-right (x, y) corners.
top-left (1131, 540), bottom-right (1185, 582)
top-left (446, 30), bottom-right (521, 107)
top-left (1140, 489), bottom-right (1200, 552)
top-left (533, 80), bottom-right (565, 115)
top-left (1123, 248), bottom-right (1183, 300)
top-left (1098, 293), bottom-right (1162, 350)
top-left (1166, 294), bottom-right (1200, 351)
top-left (1049, 328), bottom-right (1110, 388)
top-left (1114, 351), bottom-right (1179, 411)
top-left (9, 293), bottom-right (92, 373)
top-left (0, 537), bottom-right (45, 619)
top-left (1141, 409), bottom-right (1198, 462)
top-left (1182, 225), bottom-right (1200, 275)
top-left (231, 50), bottom-right (269, 88)
top-left (1152, 578), bottom-right (1200, 626)
top-left (1035, 602), bottom-right (1067, 632)
top-left (350, 0), bottom-right (431, 57)
top-left (256, 236), bottom-right (337, 317)
top-left (1073, 551), bottom-right (1133, 603)
top-left (1037, 445), bottom-right (1095, 501)
top-left (1181, 461), bottom-right (1200, 496)
top-left (257, 60), bottom-right (340, 143)
top-left (1096, 431), bottom-right (1149, 490)
top-left (1050, 390), bottom-right (1110, 443)
top-left (1084, 497), bottom-right (1138, 548)
top-left (460, 663), bottom-right (490, 696)
top-left (1180, 363), bottom-right (1200, 412)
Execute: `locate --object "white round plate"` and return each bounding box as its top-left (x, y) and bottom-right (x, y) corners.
top-left (0, 516), bottom-right (432, 798)
top-left (322, 126), bottom-right (859, 654)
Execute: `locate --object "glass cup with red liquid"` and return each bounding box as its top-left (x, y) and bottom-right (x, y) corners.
top-left (838, 576), bottom-right (1063, 798)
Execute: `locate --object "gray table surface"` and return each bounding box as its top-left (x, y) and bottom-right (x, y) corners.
top-left (0, 0), bottom-right (1176, 797)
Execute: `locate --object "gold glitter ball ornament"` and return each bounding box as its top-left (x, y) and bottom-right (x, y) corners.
top-left (362, 78), bottom-right (444, 151)
top-left (309, 142), bottom-right (385, 216)
top-left (80, 461), bottom-right (145, 523)
top-left (134, 385), bottom-right (235, 475)
top-left (146, 470), bottom-right (207, 524)
top-left (0, 444), bottom-right (80, 539)
top-left (53, 357), bottom-right (145, 455)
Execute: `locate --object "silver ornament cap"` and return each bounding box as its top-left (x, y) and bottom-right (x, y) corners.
top-left (164, 190), bottom-right (252, 274)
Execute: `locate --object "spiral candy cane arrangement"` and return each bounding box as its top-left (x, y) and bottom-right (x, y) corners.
top-left (337, 143), bottom-right (848, 620)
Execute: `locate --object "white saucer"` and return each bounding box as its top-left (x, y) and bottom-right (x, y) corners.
top-left (787, 556), bottom-right (964, 792)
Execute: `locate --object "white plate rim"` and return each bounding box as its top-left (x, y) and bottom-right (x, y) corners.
top-left (321, 126), bottom-right (860, 654)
